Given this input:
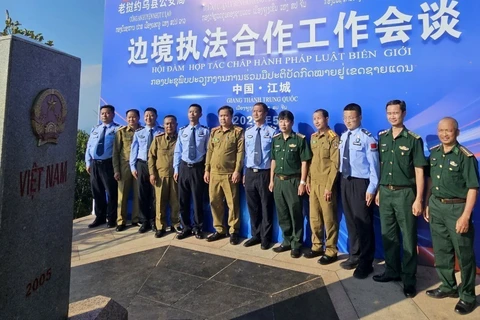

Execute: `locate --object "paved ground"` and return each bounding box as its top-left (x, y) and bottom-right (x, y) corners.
top-left (71, 216), bottom-right (480, 319)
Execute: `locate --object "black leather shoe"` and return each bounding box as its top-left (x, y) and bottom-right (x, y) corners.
top-left (426, 287), bottom-right (459, 299)
top-left (273, 245), bottom-right (291, 253)
top-left (230, 233), bottom-right (240, 245)
top-left (303, 249), bottom-right (323, 259)
top-left (155, 229), bottom-right (166, 238)
top-left (340, 259), bottom-right (359, 270)
top-left (106, 222), bottom-right (116, 228)
top-left (372, 273), bottom-right (401, 283)
top-left (243, 237), bottom-right (261, 247)
top-left (207, 232), bottom-right (226, 242)
top-left (291, 248), bottom-right (301, 258)
top-left (176, 229), bottom-right (192, 240)
top-left (353, 266), bottom-right (373, 279)
top-left (115, 224), bottom-right (126, 232)
top-left (138, 223), bottom-right (151, 233)
top-left (454, 300), bottom-right (476, 315)
top-left (318, 255), bottom-right (338, 265)
top-left (88, 218), bottom-right (106, 228)
top-left (261, 240), bottom-right (271, 250)
top-left (194, 230), bottom-right (203, 239)
top-left (404, 286), bottom-right (417, 298)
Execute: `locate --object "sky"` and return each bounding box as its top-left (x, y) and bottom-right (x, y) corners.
top-left (1, 0), bottom-right (105, 131)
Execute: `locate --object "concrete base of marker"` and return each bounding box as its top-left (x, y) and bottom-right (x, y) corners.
top-left (68, 296), bottom-right (128, 320)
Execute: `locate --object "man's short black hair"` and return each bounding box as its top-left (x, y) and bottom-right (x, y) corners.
top-left (386, 100), bottom-right (406, 112)
top-left (164, 114), bottom-right (177, 122)
top-left (145, 107), bottom-right (158, 116)
top-left (278, 110), bottom-right (294, 122)
top-left (254, 102), bottom-right (269, 113)
top-left (189, 103), bottom-right (202, 113)
top-left (344, 103), bottom-right (362, 116)
top-left (218, 105), bottom-right (234, 116)
top-left (314, 109), bottom-right (329, 118)
top-left (126, 109), bottom-right (140, 117)
top-left (100, 105), bottom-right (115, 113)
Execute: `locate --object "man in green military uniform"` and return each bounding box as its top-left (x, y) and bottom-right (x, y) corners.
top-left (148, 115), bottom-right (182, 238)
top-left (270, 110), bottom-right (312, 258)
top-left (373, 100), bottom-right (427, 298)
top-left (204, 106), bottom-right (244, 245)
top-left (424, 117), bottom-right (478, 315)
top-left (113, 109), bottom-right (141, 231)
top-left (305, 109), bottom-right (340, 265)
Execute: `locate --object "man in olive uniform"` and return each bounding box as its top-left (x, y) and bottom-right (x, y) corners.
top-left (305, 109), bottom-right (340, 265)
top-left (424, 117), bottom-right (478, 315)
top-left (373, 100), bottom-right (427, 298)
top-left (204, 106), bottom-right (244, 245)
top-left (113, 109), bottom-right (141, 232)
top-left (270, 110), bottom-right (312, 258)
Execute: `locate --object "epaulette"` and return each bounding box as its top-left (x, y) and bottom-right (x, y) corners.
top-left (211, 126), bottom-right (221, 132)
top-left (135, 126), bottom-right (144, 132)
top-left (379, 129), bottom-right (388, 136)
top-left (296, 133), bottom-right (305, 139)
top-left (311, 132), bottom-right (318, 138)
top-left (273, 133), bottom-right (281, 138)
top-left (179, 125), bottom-right (188, 130)
top-left (117, 125), bottom-right (127, 131)
top-left (155, 132), bottom-right (165, 137)
top-left (113, 122), bottom-right (120, 126)
top-left (200, 125), bottom-right (209, 129)
top-left (327, 129), bottom-right (338, 139)
top-left (408, 130), bottom-right (421, 139)
top-left (459, 146), bottom-right (474, 157)
top-left (234, 126), bottom-right (243, 132)
top-left (269, 125), bottom-right (277, 130)
top-left (157, 125), bottom-right (164, 130)
top-left (361, 128), bottom-right (372, 137)
top-left (429, 143), bottom-right (441, 151)
top-left (246, 125), bottom-right (254, 131)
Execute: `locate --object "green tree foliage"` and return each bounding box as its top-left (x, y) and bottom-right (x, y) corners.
top-left (75, 130), bottom-right (92, 219)
top-left (2, 10), bottom-right (54, 46)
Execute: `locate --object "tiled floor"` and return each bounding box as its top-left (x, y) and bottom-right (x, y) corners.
top-left (71, 216), bottom-right (480, 320)
top-left (70, 246), bottom-right (338, 320)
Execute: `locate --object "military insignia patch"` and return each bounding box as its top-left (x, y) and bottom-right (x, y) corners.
top-left (247, 135), bottom-right (253, 138)
top-left (399, 146), bottom-right (410, 151)
top-left (31, 89), bottom-right (67, 146)
top-left (450, 161), bottom-right (458, 167)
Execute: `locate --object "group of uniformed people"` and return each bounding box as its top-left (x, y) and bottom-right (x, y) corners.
top-left (85, 101), bottom-right (478, 316)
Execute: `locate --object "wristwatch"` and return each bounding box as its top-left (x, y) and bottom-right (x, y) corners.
top-left (300, 180), bottom-right (306, 185)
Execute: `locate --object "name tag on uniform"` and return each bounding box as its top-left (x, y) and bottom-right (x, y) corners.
top-left (353, 138), bottom-right (361, 146)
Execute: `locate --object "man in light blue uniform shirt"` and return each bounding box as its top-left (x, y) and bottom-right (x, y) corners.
top-left (173, 103), bottom-right (210, 240)
top-left (338, 103), bottom-right (380, 279)
top-left (130, 107), bottom-right (164, 233)
top-left (85, 105), bottom-right (120, 228)
top-left (243, 102), bottom-right (277, 250)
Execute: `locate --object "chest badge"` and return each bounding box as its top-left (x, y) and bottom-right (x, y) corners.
top-left (450, 161), bottom-right (458, 167)
top-left (399, 146), bottom-right (409, 151)
top-left (289, 144), bottom-right (296, 148)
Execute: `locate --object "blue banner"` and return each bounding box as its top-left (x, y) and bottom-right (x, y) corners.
top-left (102, 0), bottom-right (480, 269)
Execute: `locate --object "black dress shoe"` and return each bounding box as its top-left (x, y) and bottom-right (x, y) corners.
top-left (176, 229), bottom-right (192, 240)
top-left (353, 266), bottom-right (373, 279)
top-left (273, 245), bottom-right (291, 253)
top-left (155, 229), bottom-right (166, 238)
top-left (106, 222), bottom-right (116, 228)
top-left (243, 237), bottom-right (261, 247)
top-left (261, 240), bottom-right (271, 250)
top-left (230, 233), bottom-right (239, 245)
top-left (372, 273), bottom-right (401, 283)
top-left (88, 218), bottom-right (106, 228)
top-left (339, 259), bottom-right (359, 270)
top-left (303, 249), bottom-right (323, 259)
top-left (404, 286), bottom-right (417, 298)
top-left (207, 232), bottom-right (226, 242)
top-left (291, 248), bottom-right (301, 258)
top-left (194, 230), bottom-right (203, 239)
top-left (318, 255), bottom-right (338, 265)
top-left (454, 299), bottom-right (476, 315)
top-left (425, 287), bottom-right (459, 299)
top-left (116, 224), bottom-right (126, 232)
top-left (138, 223), bottom-right (152, 233)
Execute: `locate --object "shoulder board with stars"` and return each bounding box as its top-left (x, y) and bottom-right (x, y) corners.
top-left (112, 122), bottom-right (120, 127)
top-left (234, 126), bottom-right (243, 132)
top-left (211, 126), bottom-right (221, 132)
top-left (179, 125), bottom-right (188, 130)
top-left (155, 132), bottom-right (165, 137)
top-left (328, 129), bottom-right (338, 139)
top-left (429, 143), bottom-right (441, 151)
top-left (361, 128), bottom-right (372, 137)
top-left (408, 130), bottom-right (421, 139)
top-left (269, 125), bottom-right (277, 130)
top-left (459, 146), bottom-right (474, 157)
top-left (273, 132), bottom-right (281, 138)
top-left (246, 125), bottom-right (254, 131)
top-left (296, 133), bottom-right (305, 139)
top-left (311, 132), bottom-right (318, 138)
top-left (379, 129), bottom-right (388, 136)
top-left (135, 126), bottom-right (144, 132)
top-left (200, 125), bottom-right (209, 129)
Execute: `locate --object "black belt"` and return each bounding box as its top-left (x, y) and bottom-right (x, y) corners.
top-left (93, 158), bottom-right (112, 164)
top-left (383, 185), bottom-right (412, 191)
top-left (342, 176), bottom-right (368, 181)
top-left (181, 160), bottom-right (204, 168)
top-left (275, 174), bottom-right (300, 180)
top-left (435, 196), bottom-right (466, 204)
top-left (247, 168), bottom-right (270, 173)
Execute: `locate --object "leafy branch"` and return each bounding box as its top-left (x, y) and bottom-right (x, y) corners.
top-left (2, 10), bottom-right (54, 46)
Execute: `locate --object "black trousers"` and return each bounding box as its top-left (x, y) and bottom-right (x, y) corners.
top-left (178, 161), bottom-right (205, 232)
top-left (136, 160), bottom-right (154, 224)
top-left (90, 159), bottom-right (118, 222)
top-left (340, 177), bottom-right (375, 269)
top-left (245, 168), bottom-right (273, 241)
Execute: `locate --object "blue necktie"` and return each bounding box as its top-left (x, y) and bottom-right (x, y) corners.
top-left (96, 126), bottom-right (107, 157)
top-left (188, 127), bottom-right (196, 161)
top-left (147, 128), bottom-right (153, 152)
top-left (342, 132), bottom-right (352, 178)
top-left (254, 127), bottom-right (262, 166)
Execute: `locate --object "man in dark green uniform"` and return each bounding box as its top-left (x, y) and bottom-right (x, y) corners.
top-left (373, 100), bottom-right (427, 298)
top-left (424, 117), bottom-right (478, 315)
top-left (269, 110), bottom-right (312, 258)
